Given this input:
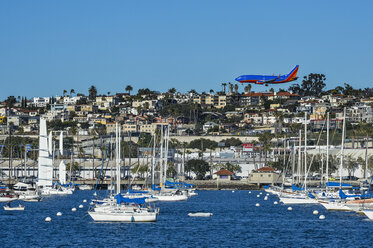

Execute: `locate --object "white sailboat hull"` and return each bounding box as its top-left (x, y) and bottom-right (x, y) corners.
top-left (279, 196), bottom-right (318, 204)
top-left (41, 187), bottom-right (73, 196)
top-left (318, 200), bottom-right (352, 211)
top-left (156, 194), bottom-right (188, 202)
top-left (88, 210), bottom-right (157, 222)
top-left (362, 209), bottom-right (373, 220)
top-left (0, 197), bottom-right (18, 203)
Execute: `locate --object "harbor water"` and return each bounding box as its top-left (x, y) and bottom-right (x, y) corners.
top-left (1, 190), bottom-right (372, 247)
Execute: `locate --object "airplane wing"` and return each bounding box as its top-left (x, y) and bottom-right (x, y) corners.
top-left (257, 76), bottom-right (279, 85)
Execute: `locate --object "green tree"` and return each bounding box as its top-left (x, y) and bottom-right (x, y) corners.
top-left (70, 89), bottom-right (75, 97)
top-left (168, 88), bottom-right (176, 95)
top-left (221, 83), bottom-right (227, 94)
top-left (125, 85), bottom-right (133, 95)
top-left (188, 138), bottom-right (217, 151)
top-left (258, 132), bottom-right (274, 164)
top-left (5, 96), bottom-right (17, 108)
top-left (88, 85), bottom-right (97, 101)
top-left (224, 162), bottom-right (241, 174)
top-left (344, 155), bottom-right (359, 177)
top-left (186, 159), bottom-right (210, 180)
top-left (288, 73), bottom-right (326, 97)
top-left (66, 161), bottom-right (79, 174)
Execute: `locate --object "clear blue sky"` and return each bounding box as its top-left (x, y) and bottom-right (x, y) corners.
top-left (1, 0), bottom-right (372, 99)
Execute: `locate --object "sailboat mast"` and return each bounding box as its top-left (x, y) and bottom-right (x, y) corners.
top-left (365, 136), bottom-right (369, 181)
top-left (116, 123), bottom-right (120, 195)
top-left (152, 132), bottom-right (156, 187)
top-left (304, 112), bottom-right (308, 191)
top-left (164, 125), bottom-right (169, 184)
top-left (159, 126), bottom-right (164, 187)
top-left (340, 107), bottom-right (346, 190)
top-left (326, 112), bottom-right (329, 187)
top-left (292, 141), bottom-right (295, 185)
top-left (297, 129), bottom-right (302, 185)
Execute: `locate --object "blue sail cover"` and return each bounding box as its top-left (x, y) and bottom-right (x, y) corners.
top-left (308, 192), bottom-right (315, 199)
top-left (152, 185), bottom-right (162, 191)
top-left (292, 184), bottom-right (305, 191)
top-left (326, 182), bottom-right (352, 188)
top-left (182, 182), bottom-right (194, 188)
top-left (339, 189), bottom-right (360, 199)
top-left (115, 194), bottom-right (146, 205)
top-left (165, 180), bottom-right (194, 188)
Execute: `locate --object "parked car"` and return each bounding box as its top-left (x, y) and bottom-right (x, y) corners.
top-left (231, 175), bottom-right (242, 180)
top-left (342, 176), bottom-right (359, 181)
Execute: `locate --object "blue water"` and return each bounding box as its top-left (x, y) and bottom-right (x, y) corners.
top-left (1, 190), bottom-right (372, 248)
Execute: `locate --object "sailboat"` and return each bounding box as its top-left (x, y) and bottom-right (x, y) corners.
top-left (149, 125), bottom-right (188, 202)
top-left (317, 108), bottom-right (361, 211)
top-left (279, 113), bottom-right (318, 205)
top-left (88, 123), bottom-right (158, 222)
top-left (36, 119), bottom-right (72, 195)
top-left (36, 118), bottom-right (54, 195)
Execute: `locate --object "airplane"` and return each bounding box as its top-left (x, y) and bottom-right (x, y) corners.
top-left (235, 65), bottom-right (299, 86)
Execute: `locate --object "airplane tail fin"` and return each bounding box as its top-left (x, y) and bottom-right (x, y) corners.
top-left (285, 65), bottom-right (299, 81)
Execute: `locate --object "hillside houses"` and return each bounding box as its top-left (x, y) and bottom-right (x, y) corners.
top-left (0, 87), bottom-right (372, 137)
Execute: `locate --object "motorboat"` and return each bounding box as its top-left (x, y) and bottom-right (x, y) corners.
top-left (0, 191), bottom-right (18, 202)
top-left (4, 203), bottom-right (25, 211)
top-left (188, 212), bottom-right (212, 217)
top-left (13, 182), bottom-right (42, 202)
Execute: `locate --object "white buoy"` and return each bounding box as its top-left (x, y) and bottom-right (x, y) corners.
top-left (255, 203), bottom-right (260, 207)
top-left (288, 207), bottom-right (292, 211)
top-left (90, 202), bottom-right (94, 205)
top-left (249, 191), bottom-right (251, 194)
top-left (56, 212), bottom-right (62, 216)
top-left (83, 199), bottom-right (87, 203)
top-left (72, 208), bottom-right (77, 212)
top-left (319, 215), bottom-right (325, 220)
top-left (266, 193), bottom-right (269, 196)
top-left (93, 192), bottom-right (97, 196)
top-left (264, 196), bottom-right (268, 201)
top-left (274, 201), bottom-right (278, 205)
top-left (313, 210), bottom-right (319, 215)
top-left (259, 192), bottom-right (263, 195)
top-left (45, 217), bottom-right (51, 222)
top-left (79, 205), bottom-right (84, 209)
top-left (257, 195), bottom-right (260, 198)
top-left (232, 190), bottom-right (235, 193)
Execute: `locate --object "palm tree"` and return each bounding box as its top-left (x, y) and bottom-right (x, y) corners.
top-left (234, 84), bottom-right (239, 94)
top-left (125, 85), bottom-right (133, 95)
top-left (63, 90), bottom-right (67, 96)
top-left (221, 83), bottom-right (227, 94)
top-left (168, 88), bottom-right (176, 95)
top-left (258, 132), bottom-right (274, 165)
top-left (209, 89), bottom-right (214, 95)
top-left (229, 83), bottom-right (233, 94)
top-left (88, 85), bottom-right (97, 101)
top-left (189, 89), bottom-right (197, 95)
top-left (244, 84), bottom-right (252, 94)
top-left (107, 91), bottom-right (111, 96)
top-left (70, 89), bottom-right (75, 97)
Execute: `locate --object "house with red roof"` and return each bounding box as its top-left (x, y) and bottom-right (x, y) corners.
top-left (214, 169), bottom-right (234, 180)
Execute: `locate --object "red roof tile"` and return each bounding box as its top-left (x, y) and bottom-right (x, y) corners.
top-left (256, 166), bottom-right (275, 172)
top-left (214, 169), bottom-right (234, 176)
